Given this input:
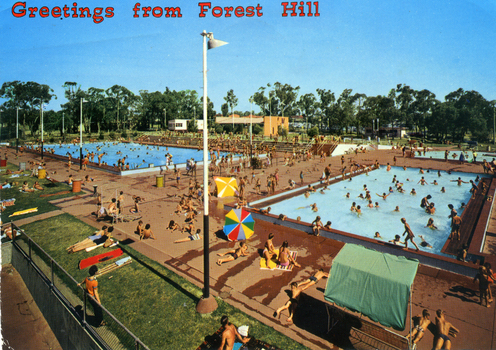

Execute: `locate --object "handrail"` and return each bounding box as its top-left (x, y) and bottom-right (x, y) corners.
top-left (9, 222), bottom-right (150, 350)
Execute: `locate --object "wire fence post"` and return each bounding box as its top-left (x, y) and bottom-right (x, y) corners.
top-left (50, 258), bottom-right (54, 288)
top-left (83, 291), bottom-right (87, 326)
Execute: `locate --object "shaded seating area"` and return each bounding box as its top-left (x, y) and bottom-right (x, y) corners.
top-left (324, 244), bottom-right (418, 350)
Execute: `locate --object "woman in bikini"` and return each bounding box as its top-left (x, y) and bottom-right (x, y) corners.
top-left (278, 241), bottom-right (300, 267)
top-left (216, 242), bottom-right (249, 266)
top-left (262, 233), bottom-right (277, 267)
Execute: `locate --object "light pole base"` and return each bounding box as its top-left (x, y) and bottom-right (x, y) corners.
top-left (196, 295), bottom-right (218, 314)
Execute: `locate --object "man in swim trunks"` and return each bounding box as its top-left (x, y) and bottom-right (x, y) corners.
top-left (218, 315), bottom-right (250, 350)
top-left (407, 309), bottom-right (431, 346)
top-left (401, 218), bottom-right (419, 251)
top-left (216, 242), bottom-right (249, 266)
top-left (296, 268), bottom-right (329, 288)
top-left (450, 215), bottom-right (462, 240)
top-left (434, 310), bottom-right (459, 350)
top-left (273, 282), bottom-right (312, 323)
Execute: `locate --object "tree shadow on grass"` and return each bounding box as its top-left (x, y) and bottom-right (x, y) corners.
top-left (119, 246), bottom-right (200, 302)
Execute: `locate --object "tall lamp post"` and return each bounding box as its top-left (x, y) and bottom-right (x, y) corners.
top-left (80, 98), bottom-right (88, 170)
top-left (40, 102), bottom-right (44, 160)
top-left (249, 97), bottom-right (254, 160)
top-left (197, 30), bottom-right (228, 314)
top-left (16, 107), bottom-right (20, 153)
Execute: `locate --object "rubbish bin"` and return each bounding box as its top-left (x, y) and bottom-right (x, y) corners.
top-left (19, 162), bottom-right (26, 171)
top-left (488, 146), bottom-right (491, 152)
top-left (156, 175), bottom-right (164, 187)
top-left (72, 179), bottom-right (82, 193)
top-left (0, 159), bottom-right (6, 167)
top-left (38, 168), bottom-right (46, 179)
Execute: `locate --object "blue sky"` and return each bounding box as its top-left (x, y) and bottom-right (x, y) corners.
top-left (1, 0), bottom-right (495, 113)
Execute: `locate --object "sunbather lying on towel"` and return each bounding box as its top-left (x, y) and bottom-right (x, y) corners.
top-left (217, 242), bottom-right (249, 266)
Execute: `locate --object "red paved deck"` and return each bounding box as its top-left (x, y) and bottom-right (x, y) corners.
top-left (3, 143), bottom-right (496, 349)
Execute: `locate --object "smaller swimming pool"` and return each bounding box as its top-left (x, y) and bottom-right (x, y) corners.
top-left (416, 150), bottom-right (496, 164)
top-left (263, 166), bottom-right (488, 257)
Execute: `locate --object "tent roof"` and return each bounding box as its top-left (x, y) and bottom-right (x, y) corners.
top-left (324, 244), bottom-right (419, 330)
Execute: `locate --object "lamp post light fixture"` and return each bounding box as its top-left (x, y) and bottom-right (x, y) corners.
top-left (197, 30), bottom-right (227, 315)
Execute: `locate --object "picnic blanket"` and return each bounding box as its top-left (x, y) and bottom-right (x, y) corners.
top-left (260, 249), bottom-right (297, 271)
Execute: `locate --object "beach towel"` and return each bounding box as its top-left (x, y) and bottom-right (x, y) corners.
top-left (9, 207), bottom-right (38, 217)
top-left (260, 250), bottom-right (297, 271)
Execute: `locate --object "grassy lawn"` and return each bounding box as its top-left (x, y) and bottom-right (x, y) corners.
top-left (1, 162), bottom-right (81, 220)
top-left (19, 214), bottom-right (309, 350)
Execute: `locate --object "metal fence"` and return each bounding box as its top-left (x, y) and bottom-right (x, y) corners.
top-left (9, 222), bottom-right (150, 350)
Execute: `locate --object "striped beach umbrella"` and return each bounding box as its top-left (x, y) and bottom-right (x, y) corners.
top-left (223, 208), bottom-right (255, 241)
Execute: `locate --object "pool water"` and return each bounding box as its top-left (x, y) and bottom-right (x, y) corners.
top-left (416, 150), bottom-right (496, 164)
top-left (265, 166), bottom-right (488, 256)
top-left (42, 142), bottom-right (231, 170)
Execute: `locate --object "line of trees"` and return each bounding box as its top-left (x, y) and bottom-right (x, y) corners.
top-left (1, 80), bottom-right (495, 143)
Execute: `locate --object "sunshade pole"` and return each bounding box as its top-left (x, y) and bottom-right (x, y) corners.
top-left (409, 286), bottom-right (412, 349)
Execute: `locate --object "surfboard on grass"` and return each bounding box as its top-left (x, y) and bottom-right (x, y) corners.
top-left (79, 248), bottom-right (123, 270)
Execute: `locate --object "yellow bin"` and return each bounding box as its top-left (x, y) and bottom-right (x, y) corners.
top-left (156, 175), bottom-right (164, 187)
top-left (38, 168), bottom-right (46, 179)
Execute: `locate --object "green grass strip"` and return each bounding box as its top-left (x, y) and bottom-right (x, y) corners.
top-left (20, 214), bottom-right (309, 350)
top-left (1, 162), bottom-right (81, 219)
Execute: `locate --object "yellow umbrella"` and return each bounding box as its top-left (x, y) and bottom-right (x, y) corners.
top-left (214, 177), bottom-right (239, 198)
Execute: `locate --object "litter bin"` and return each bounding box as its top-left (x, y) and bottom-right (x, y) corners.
top-left (38, 168), bottom-right (46, 179)
top-left (0, 159), bottom-right (6, 167)
top-left (19, 162), bottom-right (26, 171)
top-left (72, 179), bottom-right (82, 193)
top-left (156, 175), bottom-right (164, 187)
top-left (488, 146), bottom-right (491, 152)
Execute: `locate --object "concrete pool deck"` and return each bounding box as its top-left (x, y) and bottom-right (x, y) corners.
top-left (3, 144), bottom-right (496, 349)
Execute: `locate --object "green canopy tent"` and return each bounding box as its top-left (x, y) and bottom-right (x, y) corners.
top-left (324, 244), bottom-right (419, 331)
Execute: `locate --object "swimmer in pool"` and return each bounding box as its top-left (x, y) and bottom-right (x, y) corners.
top-left (425, 218), bottom-right (438, 230)
top-left (350, 202), bottom-right (357, 212)
top-left (419, 235), bottom-right (432, 248)
top-left (410, 188), bottom-right (417, 195)
top-left (356, 205), bottom-right (362, 217)
top-left (393, 206), bottom-right (400, 212)
top-left (376, 192), bottom-right (390, 200)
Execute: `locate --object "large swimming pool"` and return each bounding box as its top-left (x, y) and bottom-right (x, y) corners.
top-left (264, 166), bottom-right (487, 256)
top-left (42, 142), bottom-right (232, 170)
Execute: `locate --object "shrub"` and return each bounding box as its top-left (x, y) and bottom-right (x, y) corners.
top-left (121, 131), bottom-right (128, 139)
top-left (99, 132), bottom-right (105, 140)
top-left (109, 131), bottom-right (115, 140)
top-left (307, 126), bottom-right (319, 138)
